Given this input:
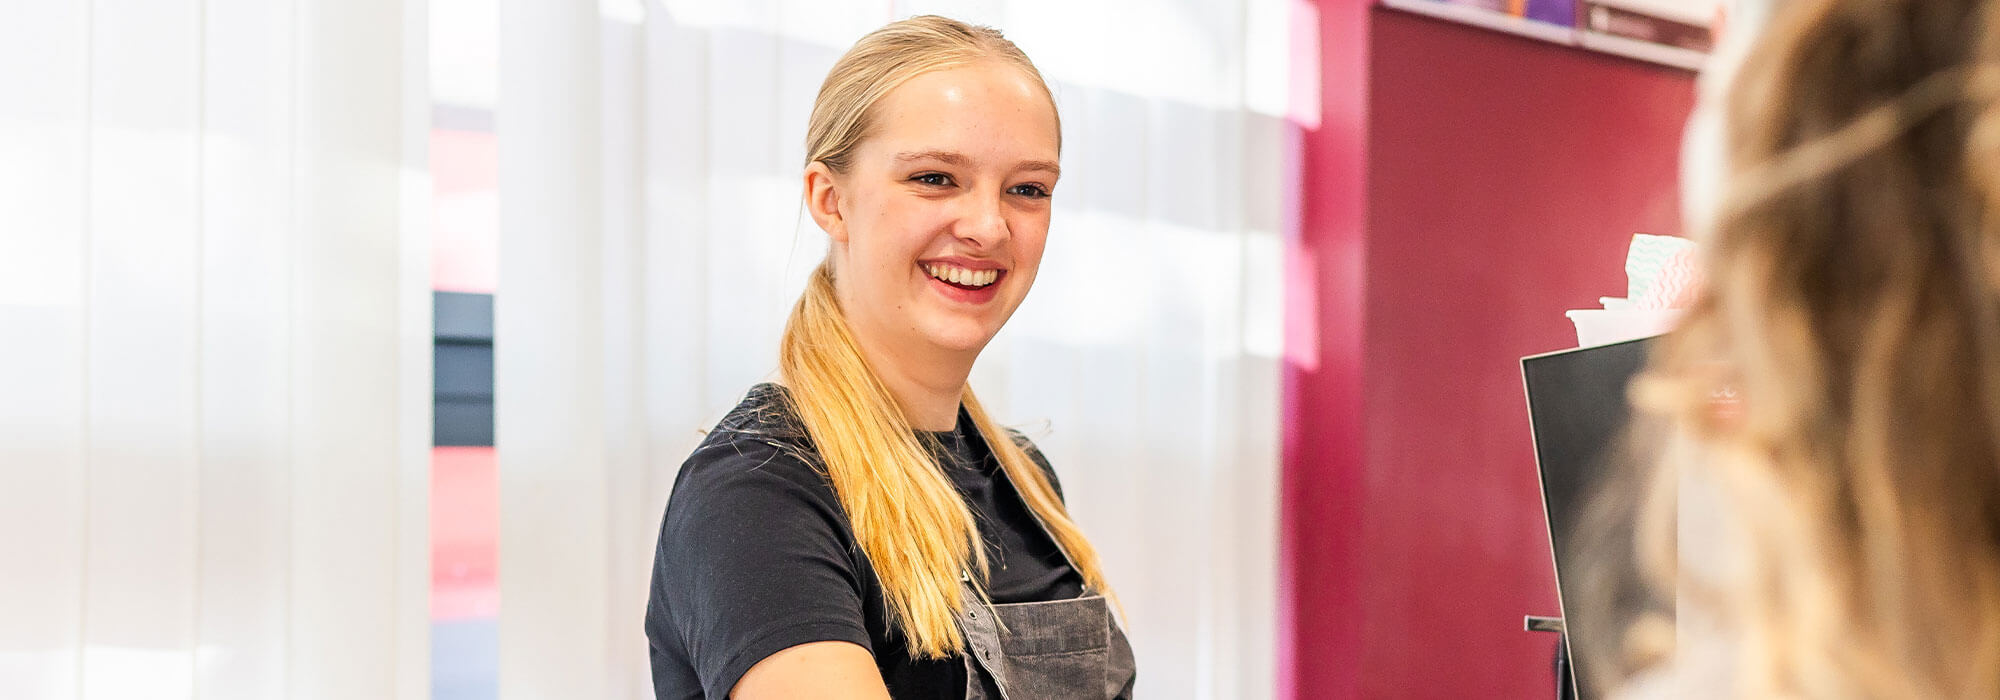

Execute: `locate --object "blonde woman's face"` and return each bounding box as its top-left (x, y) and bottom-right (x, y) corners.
top-left (821, 62), bottom-right (1060, 356)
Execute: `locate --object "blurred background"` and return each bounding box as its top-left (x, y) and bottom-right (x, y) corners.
top-left (0, 0), bottom-right (1711, 698)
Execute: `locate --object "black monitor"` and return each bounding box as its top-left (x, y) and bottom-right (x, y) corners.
top-left (1521, 336), bottom-right (1656, 699)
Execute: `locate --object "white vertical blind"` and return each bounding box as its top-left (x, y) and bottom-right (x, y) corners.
top-left (496, 1), bottom-right (1287, 697)
top-left (398, 1), bottom-right (438, 697)
top-left (0, 0), bottom-right (432, 698)
top-left (0, 0), bottom-right (92, 692)
top-left (495, 0), bottom-right (611, 698)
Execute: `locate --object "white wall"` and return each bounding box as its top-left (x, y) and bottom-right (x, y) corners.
top-left (0, 1), bottom-right (433, 698)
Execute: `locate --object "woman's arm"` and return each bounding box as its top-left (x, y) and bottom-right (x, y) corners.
top-left (731, 641), bottom-right (893, 699)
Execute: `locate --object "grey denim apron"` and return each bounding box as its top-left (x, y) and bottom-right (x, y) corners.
top-left (956, 583), bottom-right (1136, 699)
top-left (952, 465), bottom-right (1137, 699)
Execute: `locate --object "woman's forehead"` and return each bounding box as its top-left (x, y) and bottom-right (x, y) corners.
top-left (859, 63), bottom-right (1060, 166)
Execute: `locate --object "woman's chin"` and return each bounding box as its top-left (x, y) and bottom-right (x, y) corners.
top-left (919, 321), bottom-right (999, 355)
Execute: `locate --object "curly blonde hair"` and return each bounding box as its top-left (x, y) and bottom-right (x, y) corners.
top-left (1614, 0), bottom-right (2000, 696)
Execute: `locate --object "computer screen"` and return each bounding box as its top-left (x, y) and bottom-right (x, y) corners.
top-left (1522, 336), bottom-right (1656, 699)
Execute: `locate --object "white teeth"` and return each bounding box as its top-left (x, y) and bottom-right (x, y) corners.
top-left (925, 263), bottom-right (999, 287)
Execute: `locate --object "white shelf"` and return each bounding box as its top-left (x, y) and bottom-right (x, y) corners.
top-left (1590, 0), bottom-right (1714, 26)
top-left (1381, 0), bottom-right (1578, 45)
top-left (1380, 0), bottom-right (1705, 73)
top-left (1578, 30), bottom-right (1707, 72)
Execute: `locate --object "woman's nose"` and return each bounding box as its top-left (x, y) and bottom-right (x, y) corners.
top-left (954, 193), bottom-right (1008, 246)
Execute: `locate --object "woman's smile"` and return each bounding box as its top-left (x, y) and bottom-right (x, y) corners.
top-left (919, 257), bottom-right (1007, 305)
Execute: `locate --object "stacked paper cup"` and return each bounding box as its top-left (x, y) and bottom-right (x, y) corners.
top-left (1566, 234), bottom-right (1701, 347)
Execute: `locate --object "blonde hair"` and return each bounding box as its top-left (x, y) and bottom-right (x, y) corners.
top-left (1610, 0), bottom-right (2000, 695)
top-left (780, 15), bottom-right (1109, 661)
top-left (805, 15), bottom-right (1058, 175)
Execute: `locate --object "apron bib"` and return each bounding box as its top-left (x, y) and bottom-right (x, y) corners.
top-left (956, 583), bottom-right (1137, 699)
top-left (943, 439), bottom-right (1136, 698)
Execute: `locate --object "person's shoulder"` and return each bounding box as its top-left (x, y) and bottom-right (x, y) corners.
top-left (1000, 426), bottom-right (1050, 464)
top-left (659, 392), bottom-right (854, 576)
top-left (671, 384), bottom-right (831, 508)
top-left (709, 383), bottom-right (812, 446)
top-left (1000, 426), bottom-right (1064, 498)
top-left (678, 434), bottom-right (815, 485)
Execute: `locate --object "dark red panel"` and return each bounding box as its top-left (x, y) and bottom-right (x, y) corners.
top-left (1281, 0), bottom-right (1374, 697)
top-left (1283, 5), bottom-right (1694, 697)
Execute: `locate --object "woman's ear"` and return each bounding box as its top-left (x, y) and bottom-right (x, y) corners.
top-left (804, 161), bottom-right (849, 243)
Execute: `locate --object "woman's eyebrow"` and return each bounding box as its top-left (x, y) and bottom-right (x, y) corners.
top-left (893, 149), bottom-right (1060, 178)
top-left (894, 149), bottom-right (970, 166)
top-left (1016, 160), bottom-right (1060, 178)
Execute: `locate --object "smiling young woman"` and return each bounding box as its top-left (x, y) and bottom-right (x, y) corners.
top-left (644, 16), bottom-right (1134, 700)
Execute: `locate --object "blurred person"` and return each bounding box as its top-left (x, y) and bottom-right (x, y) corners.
top-left (1584, 0), bottom-right (2000, 696)
top-left (644, 15), bottom-right (1134, 700)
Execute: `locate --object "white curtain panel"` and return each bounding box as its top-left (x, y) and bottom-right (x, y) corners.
top-left (0, 1), bottom-right (433, 699)
top-left (496, 0), bottom-right (1287, 698)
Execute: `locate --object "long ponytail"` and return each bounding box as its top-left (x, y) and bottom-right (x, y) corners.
top-left (779, 263), bottom-right (1113, 659)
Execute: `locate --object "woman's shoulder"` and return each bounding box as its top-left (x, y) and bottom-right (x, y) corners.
top-left (708, 383), bottom-right (811, 444)
top-left (696, 382), bottom-right (819, 459)
top-left (669, 384), bottom-right (834, 512)
top-left (997, 426), bottom-right (1064, 499)
top-left (999, 426), bottom-right (1045, 456)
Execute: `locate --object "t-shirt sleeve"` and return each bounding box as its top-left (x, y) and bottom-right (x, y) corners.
top-left (647, 438), bottom-right (874, 698)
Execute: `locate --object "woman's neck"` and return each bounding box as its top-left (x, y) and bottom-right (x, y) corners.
top-left (851, 332), bottom-right (972, 432)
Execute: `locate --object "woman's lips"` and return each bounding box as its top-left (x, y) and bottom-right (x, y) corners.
top-left (919, 261), bottom-right (1004, 304)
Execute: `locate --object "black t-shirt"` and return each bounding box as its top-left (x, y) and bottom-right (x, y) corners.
top-left (646, 384), bottom-right (1085, 699)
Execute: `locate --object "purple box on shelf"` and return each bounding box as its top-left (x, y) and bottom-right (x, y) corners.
top-left (1427, 0), bottom-right (1579, 28)
top-left (1526, 0), bottom-right (1577, 26)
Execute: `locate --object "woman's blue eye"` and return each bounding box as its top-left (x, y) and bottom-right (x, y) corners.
top-left (1010, 184), bottom-right (1051, 199)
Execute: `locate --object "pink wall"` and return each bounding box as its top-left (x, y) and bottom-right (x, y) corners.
top-left (433, 446), bottom-right (498, 620)
top-left (1282, 6), bottom-right (1695, 697)
top-left (433, 128), bottom-right (499, 295)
